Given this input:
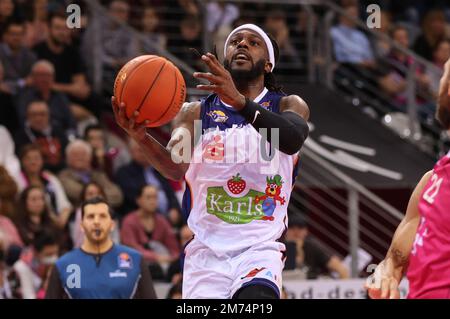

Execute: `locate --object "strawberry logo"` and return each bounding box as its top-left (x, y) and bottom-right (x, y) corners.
top-left (227, 173), bottom-right (246, 194)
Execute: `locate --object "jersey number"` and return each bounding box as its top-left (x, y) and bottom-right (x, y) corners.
top-left (423, 174), bottom-right (443, 204)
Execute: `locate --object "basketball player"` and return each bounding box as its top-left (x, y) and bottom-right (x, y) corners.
top-left (112, 24), bottom-right (310, 299)
top-left (366, 58), bottom-right (450, 299)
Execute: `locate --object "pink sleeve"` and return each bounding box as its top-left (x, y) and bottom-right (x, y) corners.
top-left (1, 217), bottom-right (24, 248)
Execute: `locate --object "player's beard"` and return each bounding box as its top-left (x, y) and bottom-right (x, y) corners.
top-left (224, 58), bottom-right (266, 84)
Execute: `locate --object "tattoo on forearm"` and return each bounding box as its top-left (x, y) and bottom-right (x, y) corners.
top-left (389, 248), bottom-right (409, 267)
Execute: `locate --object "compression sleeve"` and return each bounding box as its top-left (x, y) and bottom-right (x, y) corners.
top-left (238, 98), bottom-right (309, 155)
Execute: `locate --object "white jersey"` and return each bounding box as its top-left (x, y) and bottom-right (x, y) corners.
top-left (183, 88), bottom-right (299, 255)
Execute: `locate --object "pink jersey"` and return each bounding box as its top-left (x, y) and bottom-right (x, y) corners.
top-left (407, 151), bottom-right (450, 299)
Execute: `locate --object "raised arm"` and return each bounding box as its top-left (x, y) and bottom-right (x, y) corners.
top-left (112, 97), bottom-right (200, 181)
top-left (366, 171), bottom-right (432, 299)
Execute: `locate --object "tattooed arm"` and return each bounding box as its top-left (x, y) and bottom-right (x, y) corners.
top-left (366, 170), bottom-right (432, 299)
top-left (112, 97), bottom-right (200, 181)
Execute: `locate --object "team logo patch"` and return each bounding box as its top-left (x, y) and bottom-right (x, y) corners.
top-left (207, 110), bottom-right (228, 123)
top-left (206, 174), bottom-right (285, 224)
top-left (260, 101), bottom-right (271, 109)
top-left (118, 253), bottom-right (132, 269)
top-left (241, 267), bottom-right (266, 280)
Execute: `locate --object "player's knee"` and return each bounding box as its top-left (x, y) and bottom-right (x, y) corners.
top-left (233, 284), bottom-right (278, 299)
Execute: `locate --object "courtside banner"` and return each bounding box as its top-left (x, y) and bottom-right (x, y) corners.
top-left (154, 278), bottom-right (409, 300)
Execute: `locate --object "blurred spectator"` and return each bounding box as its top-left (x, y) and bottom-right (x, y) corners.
top-left (140, 6), bottom-right (167, 52)
top-left (166, 281), bottom-right (182, 299)
top-left (17, 144), bottom-right (72, 228)
top-left (0, 165), bottom-right (18, 219)
top-left (58, 139), bottom-right (123, 208)
top-left (70, 182), bottom-right (107, 248)
top-left (115, 139), bottom-right (181, 224)
top-left (264, 9), bottom-right (302, 78)
top-left (378, 25), bottom-right (432, 111)
top-left (120, 185), bottom-right (180, 281)
top-left (16, 60), bottom-right (76, 136)
top-left (13, 186), bottom-right (59, 247)
top-left (14, 230), bottom-right (60, 299)
top-left (291, 6), bottom-right (318, 66)
top-left (83, 0), bottom-right (139, 97)
top-left (83, 124), bottom-right (129, 180)
top-left (24, 0), bottom-right (49, 48)
top-left (0, 0), bottom-right (15, 41)
top-left (0, 60), bottom-right (19, 133)
top-left (426, 38), bottom-right (450, 98)
top-left (167, 224), bottom-right (192, 284)
top-left (167, 15), bottom-right (203, 71)
top-left (0, 125), bottom-right (20, 179)
top-left (413, 9), bottom-right (448, 61)
top-left (206, 2), bottom-right (239, 34)
top-left (14, 100), bottom-right (68, 173)
top-left (33, 12), bottom-right (94, 122)
top-left (0, 240), bottom-right (23, 299)
top-left (285, 214), bottom-right (349, 279)
top-left (0, 20), bottom-right (37, 94)
top-left (373, 10), bottom-right (393, 58)
top-left (330, 4), bottom-right (375, 66)
top-left (0, 214), bottom-right (23, 249)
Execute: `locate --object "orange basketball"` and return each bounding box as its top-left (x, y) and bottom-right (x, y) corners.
top-left (114, 55), bottom-right (186, 127)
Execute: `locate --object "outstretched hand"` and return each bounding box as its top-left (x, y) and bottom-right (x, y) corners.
top-left (111, 96), bottom-right (149, 141)
top-left (194, 53), bottom-right (246, 110)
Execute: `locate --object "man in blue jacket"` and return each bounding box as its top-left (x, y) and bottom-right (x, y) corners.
top-left (45, 197), bottom-right (156, 299)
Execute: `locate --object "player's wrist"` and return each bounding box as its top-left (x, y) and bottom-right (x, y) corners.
top-left (230, 94), bottom-right (246, 111)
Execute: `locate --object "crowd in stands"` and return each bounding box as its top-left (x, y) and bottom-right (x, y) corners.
top-left (1, 0), bottom-right (449, 299)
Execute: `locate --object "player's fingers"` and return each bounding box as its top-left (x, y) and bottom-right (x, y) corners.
top-left (389, 280), bottom-right (400, 299)
top-left (380, 278), bottom-right (390, 299)
top-left (367, 288), bottom-right (382, 299)
top-left (201, 54), bottom-right (224, 75)
top-left (206, 52), bottom-right (223, 68)
top-left (193, 72), bottom-right (221, 84)
top-left (196, 84), bottom-right (220, 91)
top-left (111, 96), bottom-right (118, 114)
top-left (129, 110), bottom-right (139, 129)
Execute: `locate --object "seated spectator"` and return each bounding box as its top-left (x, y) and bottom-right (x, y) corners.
top-left (83, 124), bottom-right (130, 180)
top-left (115, 139), bottom-right (181, 223)
top-left (264, 9), bottom-right (303, 78)
top-left (140, 6), bottom-right (167, 52)
top-left (16, 60), bottom-right (76, 136)
top-left (0, 60), bottom-right (19, 133)
top-left (167, 224), bottom-right (193, 284)
top-left (372, 10), bottom-right (393, 58)
top-left (378, 26), bottom-right (432, 112)
top-left (23, 0), bottom-right (48, 48)
top-left (0, 237), bottom-right (23, 299)
top-left (330, 4), bottom-right (375, 67)
top-left (284, 214), bottom-right (349, 279)
top-left (58, 139), bottom-right (123, 209)
top-left (33, 12), bottom-right (94, 121)
top-left (82, 0), bottom-right (138, 97)
top-left (14, 230), bottom-right (60, 299)
top-left (0, 0), bottom-right (15, 36)
top-left (0, 125), bottom-right (20, 179)
top-left (0, 165), bottom-right (18, 219)
top-left (14, 100), bottom-right (68, 173)
top-left (413, 9), bottom-right (448, 61)
top-left (17, 144), bottom-right (72, 228)
top-left (426, 38), bottom-right (450, 98)
top-left (0, 20), bottom-right (37, 94)
top-left (167, 15), bottom-right (204, 71)
top-left (166, 281), bottom-right (182, 299)
top-left (0, 214), bottom-right (24, 249)
top-left (120, 185), bottom-right (180, 281)
top-left (13, 186), bottom-right (59, 247)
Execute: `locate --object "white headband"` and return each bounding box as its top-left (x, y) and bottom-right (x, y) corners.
top-left (224, 24), bottom-right (275, 72)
